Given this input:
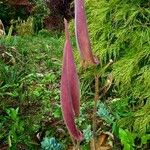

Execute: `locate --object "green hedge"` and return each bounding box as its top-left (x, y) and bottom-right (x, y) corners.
top-left (86, 0), bottom-right (150, 148)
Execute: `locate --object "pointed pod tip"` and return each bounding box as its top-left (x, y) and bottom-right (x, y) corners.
top-left (75, 132), bottom-right (84, 141)
top-left (64, 18), bottom-right (70, 40)
top-left (93, 55), bottom-right (100, 65)
top-left (64, 18), bottom-right (67, 24)
top-left (70, 129), bottom-right (84, 141)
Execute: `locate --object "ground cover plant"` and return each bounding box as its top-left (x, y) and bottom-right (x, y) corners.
top-left (0, 0), bottom-right (150, 149)
top-left (0, 31), bottom-right (65, 149)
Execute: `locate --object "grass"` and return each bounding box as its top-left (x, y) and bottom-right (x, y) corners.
top-left (0, 30), bottom-right (65, 149)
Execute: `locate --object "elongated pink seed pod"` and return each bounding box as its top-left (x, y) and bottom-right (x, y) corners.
top-left (60, 19), bottom-right (83, 141)
top-left (64, 19), bottom-right (80, 117)
top-left (75, 0), bottom-right (99, 65)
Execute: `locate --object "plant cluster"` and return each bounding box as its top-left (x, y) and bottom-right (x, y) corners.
top-left (0, 32), bottom-right (64, 149)
top-left (85, 0), bottom-right (150, 149)
top-left (41, 137), bottom-right (63, 150)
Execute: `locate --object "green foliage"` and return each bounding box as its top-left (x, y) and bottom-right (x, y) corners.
top-left (32, 0), bottom-right (50, 33)
top-left (97, 99), bottom-right (150, 149)
top-left (0, 108), bottom-right (27, 148)
top-left (0, 0), bottom-right (50, 34)
top-left (86, 0), bottom-right (150, 148)
top-left (6, 108), bottom-right (25, 147)
top-left (0, 0), bottom-right (29, 30)
top-left (133, 103), bottom-right (150, 136)
top-left (0, 31), bottom-right (64, 148)
top-left (15, 17), bottom-right (34, 36)
top-left (97, 102), bottom-right (114, 125)
top-left (119, 128), bottom-right (135, 150)
top-left (141, 134), bottom-right (150, 145)
top-left (86, 0), bottom-right (150, 101)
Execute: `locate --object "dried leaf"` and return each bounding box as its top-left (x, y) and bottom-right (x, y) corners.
top-left (98, 133), bottom-right (109, 146)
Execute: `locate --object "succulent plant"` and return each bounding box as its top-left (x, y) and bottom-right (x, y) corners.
top-left (41, 137), bottom-right (63, 150)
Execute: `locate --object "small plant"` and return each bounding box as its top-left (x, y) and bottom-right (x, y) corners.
top-left (6, 108), bottom-right (25, 148)
top-left (119, 128), bottom-right (135, 150)
top-left (83, 125), bottom-right (93, 143)
top-left (32, 0), bottom-right (50, 33)
top-left (41, 137), bottom-right (63, 150)
top-left (97, 102), bottom-right (114, 125)
top-left (15, 17), bottom-right (34, 36)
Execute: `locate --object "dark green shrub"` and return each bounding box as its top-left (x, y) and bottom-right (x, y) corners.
top-left (85, 0), bottom-right (150, 149)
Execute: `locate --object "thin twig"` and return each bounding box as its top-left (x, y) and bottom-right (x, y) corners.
top-left (70, 136), bottom-right (76, 150)
top-left (76, 141), bottom-right (80, 150)
top-left (92, 75), bottom-right (100, 150)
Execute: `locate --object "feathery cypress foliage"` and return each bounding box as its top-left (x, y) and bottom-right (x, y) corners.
top-left (86, 0), bottom-right (150, 147)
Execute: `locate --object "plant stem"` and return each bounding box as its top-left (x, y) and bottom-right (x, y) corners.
top-left (92, 75), bottom-right (99, 150)
top-left (70, 136), bottom-right (76, 150)
top-left (76, 141), bottom-right (80, 150)
top-left (70, 136), bottom-right (81, 150)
